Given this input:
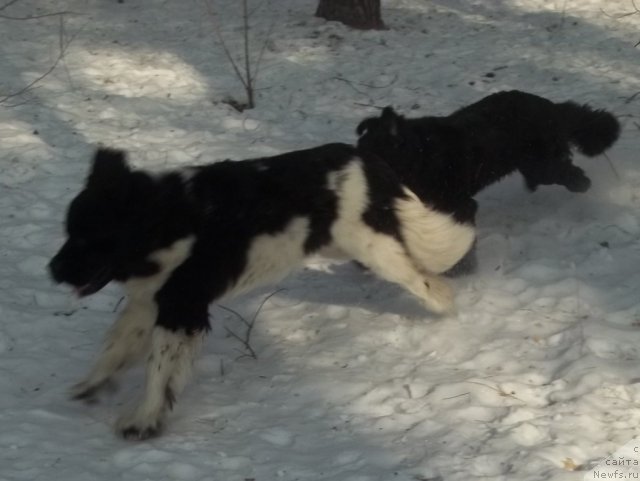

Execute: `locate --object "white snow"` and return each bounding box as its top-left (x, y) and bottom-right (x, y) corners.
top-left (1, 0), bottom-right (640, 480)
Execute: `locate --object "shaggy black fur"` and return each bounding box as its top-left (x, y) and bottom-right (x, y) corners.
top-left (356, 90), bottom-right (621, 224)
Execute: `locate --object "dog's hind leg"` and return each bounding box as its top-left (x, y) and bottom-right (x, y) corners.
top-left (116, 326), bottom-right (205, 440)
top-left (329, 160), bottom-right (455, 313)
top-left (336, 230), bottom-right (454, 314)
top-left (70, 298), bottom-right (156, 402)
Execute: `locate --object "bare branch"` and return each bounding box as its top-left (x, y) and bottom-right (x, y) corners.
top-left (247, 0), bottom-right (268, 18)
top-left (205, 0), bottom-right (249, 91)
top-left (250, 288), bottom-right (283, 325)
top-left (0, 0), bottom-right (20, 12)
top-left (205, 0), bottom-right (277, 109)
top-left (112, 296), bottom-right (126, 313)
top-left (223, 325), bottom-right (257, 360)
top-left (218, 289), bottom-right (283, 360)
top-left (0, 0), bottom-right (77, 19)
top-left (1, 17), bottom-right (65, 103)
top-left (353, 101), bottom-right (385, 109)
top-left (252, 14), bottom-right (276, 84)
top-left (1, 14), bottom-right (83, 105)
top-left (218, 304), bottom-right (251, 329)
top-left (623, 91), bottom-right (640, 104)
top-left (602, 151), bottom-right (620, 182)
top-left (601, 0), bottom-right (640, 19)
top-left (0, 10), bottom-right (76, 20)
top-left (466, 380), bottom-right (524, 403)
top-left (242, 0), bottom-right (254, 108)
top-left (332, 76), bottom-right (367, 95)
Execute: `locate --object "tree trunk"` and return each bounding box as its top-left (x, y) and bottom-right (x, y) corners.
top-left (315, 0), bottom-right (384, 30)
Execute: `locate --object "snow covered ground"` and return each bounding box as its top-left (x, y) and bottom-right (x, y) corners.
top-left (1, 0), bottom-right (639, 480)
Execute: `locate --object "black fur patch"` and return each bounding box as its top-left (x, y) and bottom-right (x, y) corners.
top-left (356, 90), bottom-right (620, 223)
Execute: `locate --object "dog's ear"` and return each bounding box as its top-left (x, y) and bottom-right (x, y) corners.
top-left (380, 106), bottom-right (400, 136)
top-left (356, 118), bottom-right (377, 136)
top-left (356, 107), bottom-right (401, 137)
top-left (88, 148), bottom-right (131, 188)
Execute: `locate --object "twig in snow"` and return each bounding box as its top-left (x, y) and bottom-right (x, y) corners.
top-left (441, 392), bottom-right (471, 401)
top-left (0, 0), bottom-right (21, 11)
top-left (332, 76), bottom-right (367, 95)
top-left (353, 102), bottom-right (385, 110)
top-left (466, 380), bottom-right (524, 402)
top-left (333, 74), bottom-right (398, 94)
top-left (0, 0), bottom-right (77, 20)
top-left (0, 9), bottom-right (76, 20)
top-left (602, 152), bottom-right (621, 182)
top-left (246, 0), bottom-right (269, 18)
top-left (623, 91), bottom-right (640, 104)
top-left (112, 296), bottom-right (126, 313)
top-left (222, 319), bottom-right (258, 360)
top-left (0, 15), bottom-right (82, 105)
top-left (601, 0), bottom-right (640, 19)
top-left (601, 0), bottom-right (640, 46)
top-left (218, 288), bottom-right (283, 360)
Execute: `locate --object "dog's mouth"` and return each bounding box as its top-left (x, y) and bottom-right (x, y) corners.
top-left (72, 269), bottom-right (113, 297)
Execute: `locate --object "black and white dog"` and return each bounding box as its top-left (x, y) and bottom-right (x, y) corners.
top-left (49, 144), bottom-right (474, 439)
top-left (357, 90), bottom-right (621, 225)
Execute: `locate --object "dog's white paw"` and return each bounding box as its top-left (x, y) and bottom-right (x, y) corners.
top-left (116, 408), bottom-right (164, 441)
top-left (423, 277), bottom-right (454, 314)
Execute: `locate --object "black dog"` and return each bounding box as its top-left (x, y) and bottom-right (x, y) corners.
top-left (49, 145), bottom-right (474, 439)
top-left (357, 90), bottom-right (621, 226)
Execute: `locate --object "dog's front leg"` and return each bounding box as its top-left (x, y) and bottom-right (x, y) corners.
top-left (70, 297), bottom-right (157, 401)
top-left (560, 164), bottom-right (591, 193)
top-left (116, 325), bottom-right (205, 440)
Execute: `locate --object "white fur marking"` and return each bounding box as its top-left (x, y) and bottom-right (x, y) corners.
top-left (116, 326), bottom-right (203, 436)
top-left (126, 236), bottom-right (195, 300)
top-left (70, 237), bottom-right (195, 399)
top-left (226, 217), bottom-right (309, 299)
top-left (395, 187), bottom-right (475, 274)
top-left (329, 159), bottom-right (456, 313)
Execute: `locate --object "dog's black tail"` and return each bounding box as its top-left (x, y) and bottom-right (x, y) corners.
top-left (556, 101), bottom-right (620, 157)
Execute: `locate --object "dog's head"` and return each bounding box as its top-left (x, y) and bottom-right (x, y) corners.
top-left (356, 107), bottom-right (423, 162)
top-left (49, 149), bottom-right (171, 296)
